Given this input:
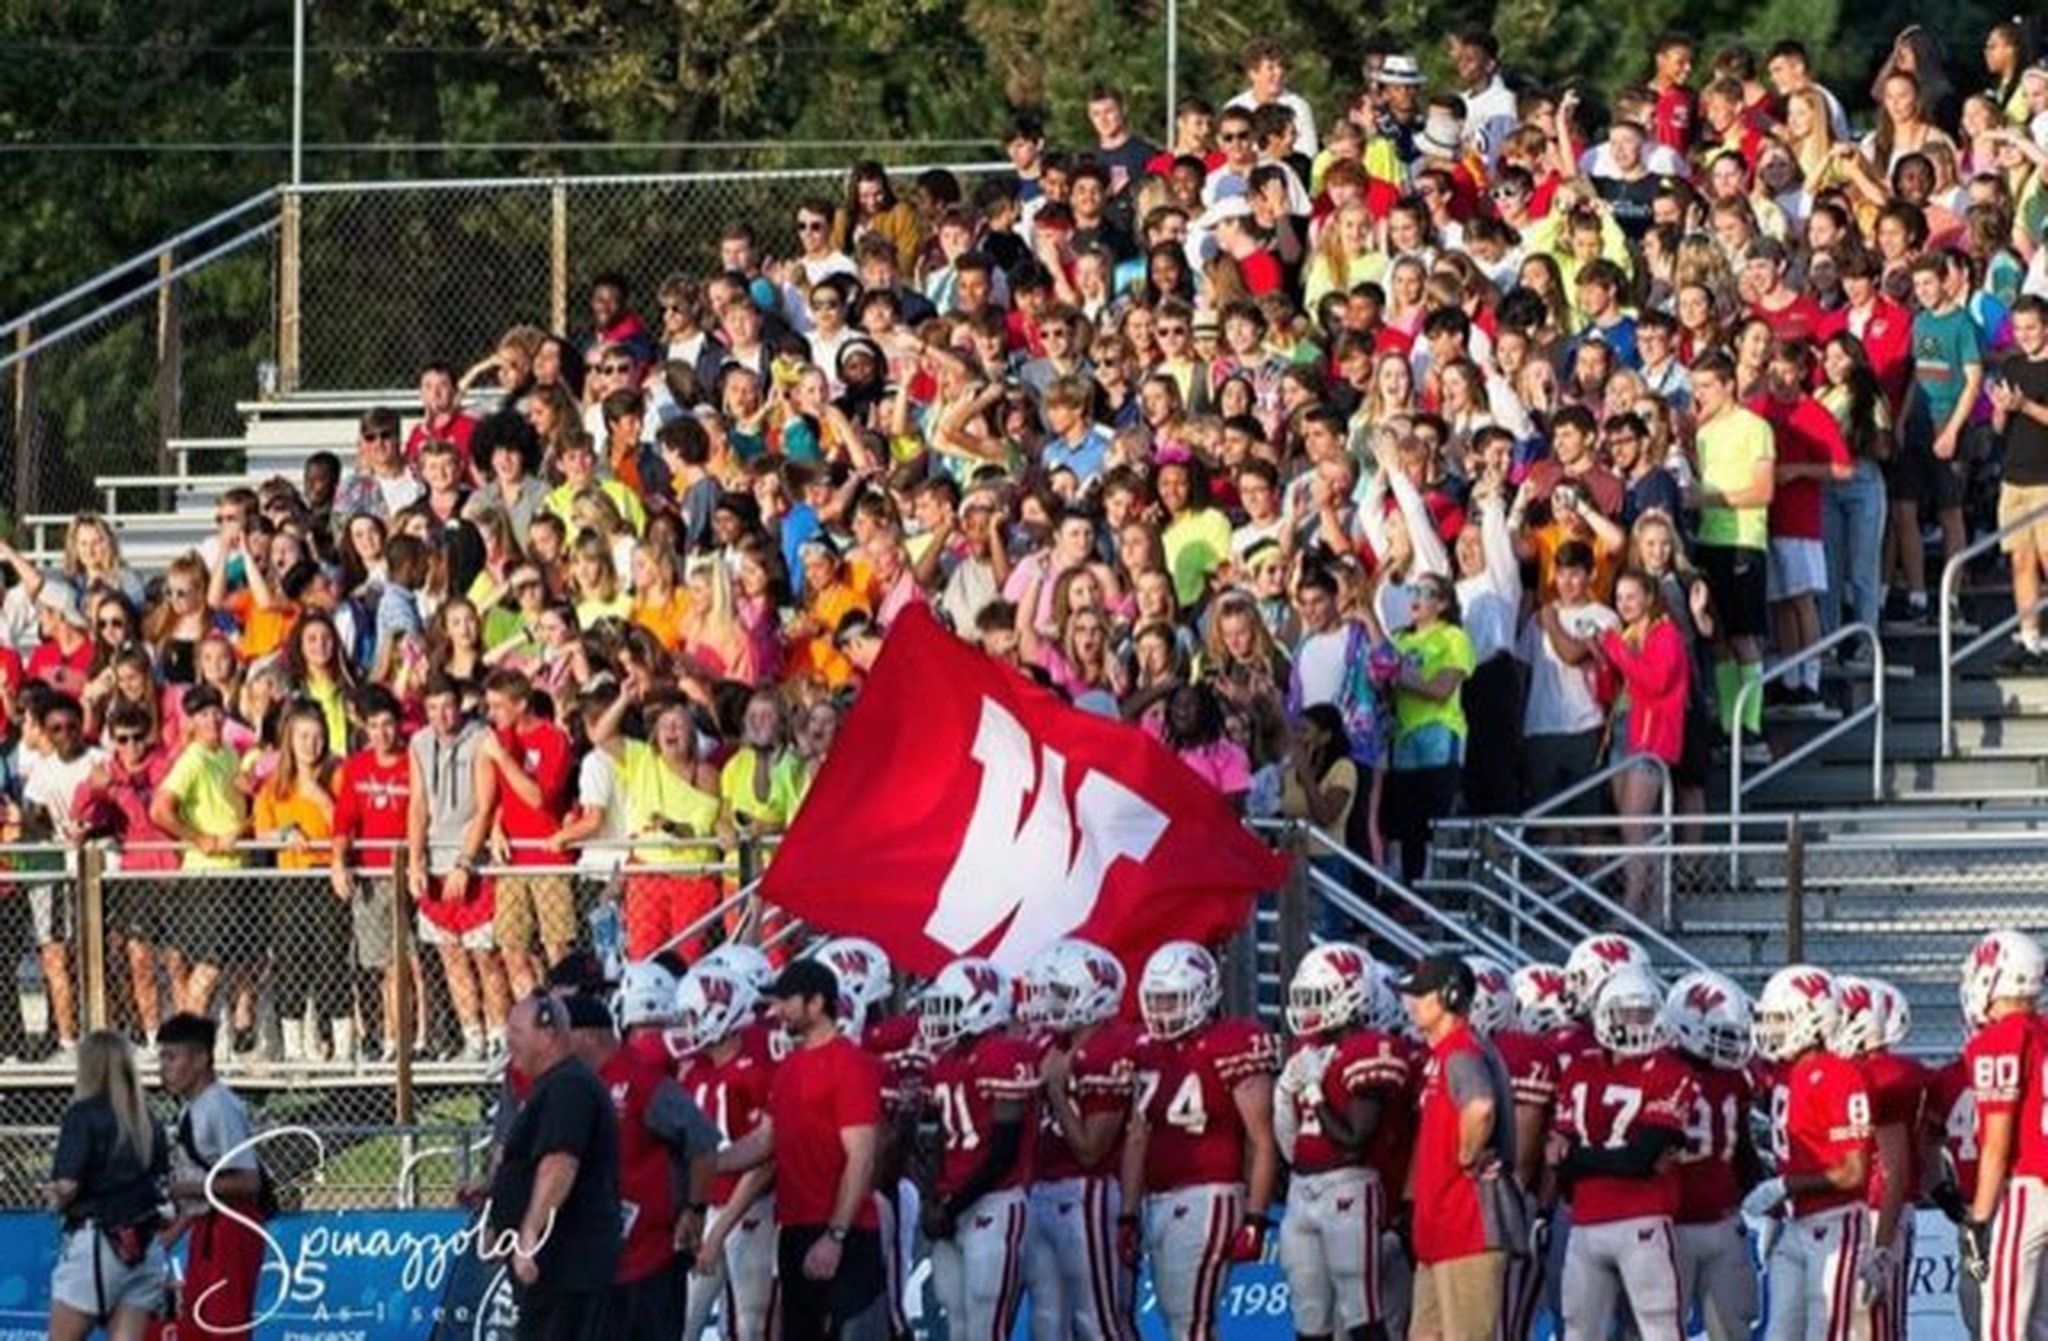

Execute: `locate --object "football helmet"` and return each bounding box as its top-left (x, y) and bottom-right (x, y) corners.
top-left (1663, 969), bottom-right (1754, 1070)
top-left (1961, 930), bottom-right (2046, 1029)
top-left (812, 936), bottom-right (893, 1012)
top-left (1754, 965), bottom-right (1840, 1063)
top-left (1592, 963), bottom-right (1667, 1057)
top-left (700, 943), bottom-right (775, 998)
top-left (1139, 941), bottom-right (1221, 1041)
top-left (1564, 935), bottom-right (1651, 1017)
top-left (1286, 944), bottom-right (1374, 1039)
top-left (918, 956), bottom-right (1011, 1052)
top-left (1831, 975), bottom-right (1885, 1058)
top-left (1872, 978), bottom-right (1911, 1049)
top-left (1511, 963), bottom-right (1573, 1035)
top-left (612, 960), bottom-right (679, 1031)
top-left (1036, 938), bottom-right (1126, 1032)
top-left (1465, 955), bottom-right (1515, 1038)
top-left (669, 965), bottom-right (757, 1057)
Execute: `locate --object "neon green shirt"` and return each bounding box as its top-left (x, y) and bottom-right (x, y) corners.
top-left (162, 742), bottom-right (248, 870)
top-left (1696, 405), bottom-right (1775, 550)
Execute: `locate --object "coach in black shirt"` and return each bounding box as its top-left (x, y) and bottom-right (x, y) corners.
top-left (491, 993), bottom-right (620, 1341)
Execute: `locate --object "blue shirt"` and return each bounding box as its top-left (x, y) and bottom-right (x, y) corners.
top-left (1042, 426), bottom-right (1110, 483)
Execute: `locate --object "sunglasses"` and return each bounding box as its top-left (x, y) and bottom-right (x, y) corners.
top-left (1218, 132), bottom-right (1249, 144)
top-left (361, 429), bottom-right (397, 442)
top-left (112, 731), bottom-right (147, 745)
top-left (600, 362), bottom-right (633, 374)
top-left (98, 617), bottom-right (127, 630)
top-left (1158, 325), bottom-right (1189, 337)
top-left (796, 219), bottom-right (828, 233)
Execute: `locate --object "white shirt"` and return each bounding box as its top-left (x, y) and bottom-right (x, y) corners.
top-left (1579, 142), bottom-right (1690, 180)
top-left (25, 746), bottom-right (103, 837)
top-left (1517, 602), bottom-right (1620, 737)
top-left (1293, 627), bottom-right (1351, 707)
top-left (573, 748), bottom-right (630, 872)
top-left (1462, 74), bottom-right (1520, 165)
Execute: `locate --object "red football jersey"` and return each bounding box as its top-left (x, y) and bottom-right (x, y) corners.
top-left (1671, 1055), bottom-right (1751, 1223)
top-left (1494, 1029), bottom-right (1560, 1115)
top-left (1555, 1048), bottom-right (1697, 1224)
top-left (1136, 1018), bottom-right (1279, 1192)
top-left (1550, 1021), bottom-right (1598, 1072)
top-left (1769, 1052), bottom-right (1873, 1215)
top-left (1860, 1049), bottom-right (1930, 1211)
top-left (926, 1031), bottom-right (1042, 1197)
top-left (1966, 1012), bottom-right (2048, 1181)
top-left (864, 1014), bottom-right (931, 1115)
top-left (1037, 1020), bottom-right (1141, 1183)
top-left (1285, 1029), bottom-right (1410, 1174)
top-left (1365, 1035), bottom-right (1426, 1196)
top-left (677, 1024), bottom-right (777, 1203)
top-left (1928, 1058), bottom-right (1980, 1203)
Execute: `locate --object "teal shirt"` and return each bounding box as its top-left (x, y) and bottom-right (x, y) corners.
top-left (1911, 305), bottom-right (1983, 426)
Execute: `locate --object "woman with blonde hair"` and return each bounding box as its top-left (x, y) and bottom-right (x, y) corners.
top-left (141, 553), bottom-right (216, 686)
top-left (680, 554), bottom-right (755, 684)
top-left (567, 530), bottom-right (632, 629)
top-left (49, 1031), bottom-right (168, 1341)
top-left (1302, 203), bottom-right (1385, 310)
top-left (15, 514), bottom-right (147, 608)
top-left (629, 539), bottom-right (691, 652)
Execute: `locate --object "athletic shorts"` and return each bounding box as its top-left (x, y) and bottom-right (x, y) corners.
top-left (28, 882), bottom-right (73, 947)
top-left (350, 876), bottom-right (398, 970)
top-left (493, 874), bottom-right (577, 953)
top-left (1695, 544), bottom-right (1769, 642)
top-left (51, 1224), bottom-right (168, 1319)
top-left (1888, 407), bottom-right (1967, 510)
top-left (104, 878), bottom-right (167, 943)
top-left (174, 879), bottom-right (263, 967)
top-left (1766, 537), bottom-right (1827, 601)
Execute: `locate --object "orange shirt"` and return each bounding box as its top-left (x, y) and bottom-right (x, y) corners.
top-left (252, 783), bottom-right (334, 870)
top-left (632, 587), bottom-right (692, 651)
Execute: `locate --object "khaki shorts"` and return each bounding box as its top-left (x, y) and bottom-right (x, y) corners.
top-left (349, 877), bottom-right (397, 969)
top-left (1999, 481), bottom-right (2048, 555)
top-left (1411, 1250), bottom-right (1506, 1341)
top-left (493, 874), bottom-right (576, 952)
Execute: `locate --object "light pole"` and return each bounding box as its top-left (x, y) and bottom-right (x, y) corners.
top-left (1164, 0), bottom-right (1179, 148)
top-left (291, 0), bottom-right (306, 185)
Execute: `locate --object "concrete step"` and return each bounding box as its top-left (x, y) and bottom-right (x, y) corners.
top-left (1724, 755), bottom-right (2045, 809)
top-left (1809, 716), bottom-right (2048, 761)
top-left (1880, 675), bottom-right (2048, 718)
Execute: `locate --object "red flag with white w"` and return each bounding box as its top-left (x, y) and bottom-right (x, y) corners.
top-left (759, 606), bottom-right (1287, 977)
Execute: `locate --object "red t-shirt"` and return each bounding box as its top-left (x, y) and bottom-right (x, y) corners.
top-left (332, 750), bottom-right (411, 862)
top-left (1752, 392), bottom-right (1849, 541)
top-left (1966, 1012), bottom-right (2048, 1181)
top-left (1847, 296), bottom-right (1916, 415)
top-left (1555, 1048), bottom-right (1696, 1224)
top-left (491, 719), bottom-right (571, 864)
top-left (26, 637), bottom-right (92, 698)
top-left (927, 1031), bottom-right (1041, 1197)
top-left (1748, 293), bottom-right (1829, 347)
top-left (1768, 1051), bottom-right (1873, 1216)
top-left (601, 1044), bottom-right (683, 1283)
top-left (1237, 249), bottom-right (1284, 297)
top-left (1411, 1023), bottom-right (1509, 1264)
top-left (406, 413), bottom-right (478, 474)
top-left (1671, 1054), bottom-right (1751, 1223)
top-left (1928, 1058), bottom-right (1979, 1203)
top-left (0, 646), bottom-right (23, 739)
top-left (677, 1025), bottom-right (777, 1203)
top-left (769, 1035), bottom-right (884, 1228)
top-left (1037, 1020), bottom-right (1140, 1183)
top-left (1136, 1018), bottom-right (1278, 1192)
top-left (1652, 86), bottom-right (1696, 153)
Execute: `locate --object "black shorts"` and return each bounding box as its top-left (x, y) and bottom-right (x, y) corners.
top-left (1523, 729), bottom-right (1605, 812)
top-left (1696, 544), bottom-right (1769, 642)
top-left (105, 879), bottom-right (166, 944)
top-left (1887, 404), bottom-right (1967, 510)
top-left (604, 1262), bottom-right (682, 1336)
top-left (777, 1225), bottom-right (886, 1340)
top-left (171, 880), bottom-right (264, 967)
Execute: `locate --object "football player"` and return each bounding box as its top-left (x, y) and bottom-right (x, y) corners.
top-left (1663, 969), bottom-right (1762, 1341)
top-left (920, 956), bottom-right (1041, 1339)
top-left (1122, 940), bottom-right (1280, 1341)
top-left (1029, 938), bottom-right (1142, 1341)
top-left (611, 958), bottom-right (680, 1071)
top-left (1550, 963), bottom-right (1695, 1341)
top-left (1959, 929), bottom-right (2048, 1341)
top-left (1491, 959), bottom-right (1565, 1341)
top-left (1744, 965), bottom-right (1874, 1341)
top-left (1926, 1025), bottom-right (1982, 1341)
top-left (1276, 944), bottom-right (1410, 1341)
top-left (1832, 976), bottom-right (1928, 1341)
top-left (674, 963), bottom-right (780, 1341)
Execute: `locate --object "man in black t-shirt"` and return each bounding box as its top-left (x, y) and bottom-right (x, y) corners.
top-left (1988, 294), bottom-right (2048, 669)
top-left (491, 993), bottom-right (621, 1341)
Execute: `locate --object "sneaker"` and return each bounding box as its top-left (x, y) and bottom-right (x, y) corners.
top-left (2000, 644), bottom-right (2048, 674)
top-left (1804, 690), bottom-right (1843, 723)
top-left (1882, 593), bottom-right (1929, 629)
top-left (45, 1041), bottom-right (78, 1070)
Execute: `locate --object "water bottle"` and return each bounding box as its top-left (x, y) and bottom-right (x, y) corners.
top-left (256, 359), bottom-right (280, 399)
top-left (589, 897), bottom-right (624, 979)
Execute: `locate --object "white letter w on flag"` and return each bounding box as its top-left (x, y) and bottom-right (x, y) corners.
top-left (925, 698), bottom-right (1169, 970)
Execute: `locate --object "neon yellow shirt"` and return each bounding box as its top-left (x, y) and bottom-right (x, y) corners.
top-left (163, 742), bottom-right (248, 870)
top-left (620, 739), bottom-right (722, 867)
top-left (1696, 406), bottom-right (1775, 550)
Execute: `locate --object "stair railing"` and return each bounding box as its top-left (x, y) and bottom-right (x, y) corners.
top-left (1939, 501), bottom-right (2048, 754)
top-left (1729, 622), bottom-right (1886, 841)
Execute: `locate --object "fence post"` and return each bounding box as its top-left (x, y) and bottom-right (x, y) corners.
top-left (1275, 827), bottom-right (1310, 991)
top-left (155, 247), bottom-right (182, 478)
top-left (11, 323), bottom-right (36, 521)
top-left (278, 191), bottom-right (302, 393)
top-left (79, 843), bottom-right (108, 1031)
top-left (550, 182), bottom-right (569, 335)
top-left (393, 883), bottom-right (416, 1127)
top-left (1783, 814), bottom-right (1805, 966)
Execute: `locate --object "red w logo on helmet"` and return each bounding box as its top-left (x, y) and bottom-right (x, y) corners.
top-left (1839, 983), bottom-right (1873, 1012)
top-left (1478, 968), bottom-right (1509, 993)
top-left (1529, 967), bottom-right (1566, 997)
top-left (1974, 939), bottom-right (2005, 969)
top-left (1085, 957), bottom-right (1120, 990)
top-left (1590, 939), bottom-right (1636, 966)
top-left (1789, 971), bottom-right (1832, 1001)
top-left (964, 963), bottom-right (1003, 998)
top-left (1326, 948), bottom-right (1365, 978)
top-left (700, 974), bottom-right (734, 1007)
top-left (1684, 982), bottom-right (1725, 1014)
top-left (827, 947), bottom-right (868, 977)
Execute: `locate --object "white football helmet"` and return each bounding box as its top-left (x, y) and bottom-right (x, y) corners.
top-left (918, 957), bottom-right (1012, 1052)
top-left (1036, 938), bottom-right (1126, 1032)
top-left (1663, 969), bottom-right (1754, 1070)
top-left (1511, 964), bottom-right (1573, 1035)
top-left (1961, 930), bottom-right (2047, 1029)
top-left (700, 943), bottom-right (775, 999)
top-left (812, 936), bottom-right (893, 1012)
top-left (1286, 944), bottom-right (1374, 1038)
top-left (1464, 955), bottom-right (1515, 1038)
top-left (1140, 941), bottom-right (1221, 1041)
top-left (669, 965), bottom-right (757, 1057)
top-left (1592, 963), bottom-right (1667, 1057)
top-left (1754, 965), bottom-right (1841, 1063)
top-left (1831, 975), bottom-right (1886, 1058)
top-left (1872, 978), bottom-right (1911, 1049)
top-left (1564, 935), bottom-right (1651, 1017)
top-left (613, 960), bottom-right (678, 1031)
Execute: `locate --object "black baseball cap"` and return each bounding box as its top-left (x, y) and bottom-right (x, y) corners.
top-left (564, 993), bottom-right (614, 1032)
top-left (1394, 952), bottom-right (1475, 1003)
top-left (545, 950), bottom-right (611, 996)
top-left (768, 959), bottom-right (841, 1009)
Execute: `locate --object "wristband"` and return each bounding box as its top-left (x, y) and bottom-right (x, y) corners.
top-left (827, 1225), bottom-right (849, 1243)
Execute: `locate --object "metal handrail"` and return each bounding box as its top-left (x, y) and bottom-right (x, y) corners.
top-left (283, 163), bottom-right (1009, 196)
top-left (1480, 824), bottom-right (1708, 975)
top-left (1294, 823), bottom-right (1526, 965)
top-left (1514, 753), bottom-right (1674, 920)
top-left (1729, 622), bottom-right (1886, 831)
top-left (0, 188), bottom-right (279, 340)
top-left (1940, 501), bottom-right (2048, 754)
top-left (1413, 878), bottom-right (1582, 960)
top-left (1302, 864), bottom-right (1432, 960)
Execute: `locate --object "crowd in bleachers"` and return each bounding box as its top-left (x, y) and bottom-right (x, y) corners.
top-left (1, 19), bottom-right (2047, 1067)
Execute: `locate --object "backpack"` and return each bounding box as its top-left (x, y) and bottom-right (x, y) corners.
top-left (175, 1109), bottom-right (280, 1220)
